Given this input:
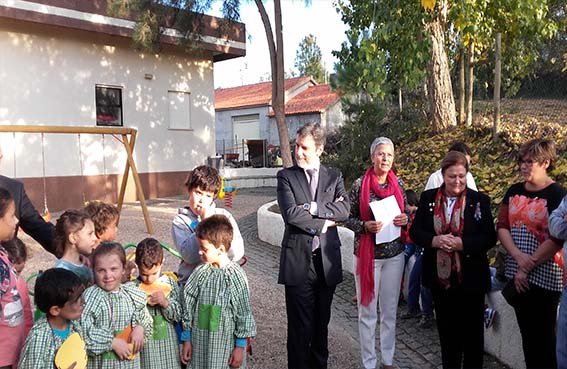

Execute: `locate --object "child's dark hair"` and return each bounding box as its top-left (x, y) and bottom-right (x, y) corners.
top-left (35, 268), bottom-right (83, 314)
top-left (135, 238), bottom-right (163, 270)
top-left (195, 214), bottom-right (233, 251)
top-left (91, 241), bottom-right (126, 269)
top-left (2, 237), bottom-right (27, 265)
top-left (0, 188), bottom-right (13, 218)
top-left (54, 209), bottom-right (91, 258)
top-left (84, 201), bottom-right (119, 237)
top-left (405, 189), bottom-right (418, 207)
top-left (184, 165), bottom-right (221, 198)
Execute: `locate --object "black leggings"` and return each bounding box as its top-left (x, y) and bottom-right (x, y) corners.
top-left (512, 285), bottom-right (560, 369)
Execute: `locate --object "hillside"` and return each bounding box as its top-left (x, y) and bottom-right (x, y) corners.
top-left (386, 98), bottom-right (567, 209)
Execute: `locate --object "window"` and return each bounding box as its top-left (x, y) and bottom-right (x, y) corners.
top-left (168, 91), bottom-right (192, 130)
top-left (95, 86), bottom-right (123, 126)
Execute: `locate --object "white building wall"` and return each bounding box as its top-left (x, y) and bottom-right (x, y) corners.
top-left (215, 106), bottom-right (270, 153)
top-left (0, 23), bottom-right (215, 178)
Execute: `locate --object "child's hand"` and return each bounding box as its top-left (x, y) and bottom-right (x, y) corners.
top-left (130, 325), bottom-right (145, 353)
top-left (111, 338), bottom-right (132, 360)
top-left (228, 347), bottom-right (244, 368)
top-left (181, 341), bottom-right (192, 364)
top-left (149, 291), bottom-right (169, 308)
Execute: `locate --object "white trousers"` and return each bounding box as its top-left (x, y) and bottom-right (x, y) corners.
top-left (354, 253), bottom-right (405, 368)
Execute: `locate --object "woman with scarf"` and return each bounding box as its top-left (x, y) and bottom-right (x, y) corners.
top-left (410, 151), bottom-right (496, 369)
top-left (345, 137), bottom-right (409, 369)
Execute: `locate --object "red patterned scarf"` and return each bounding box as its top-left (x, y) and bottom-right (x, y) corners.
top-left (357, 167), bottom-right (405, 306)
top-left (433, 186), bottom-right (466, 289)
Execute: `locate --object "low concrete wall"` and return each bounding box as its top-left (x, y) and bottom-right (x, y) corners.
top-left (220, 168), bottom-right (279, 189)
top-left (257, 200), bottom-right (355, 274)
top-left (484, 291), bottom-right (525, 369)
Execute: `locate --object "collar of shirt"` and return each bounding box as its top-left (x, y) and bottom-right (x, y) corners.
top-left (303, 160), bottom-right (321, 180)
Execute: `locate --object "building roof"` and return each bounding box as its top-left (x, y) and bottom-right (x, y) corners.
top-left (0, 0), bottom-right (245, 62)
top-left (214, 76), bottom-right (314, 110)
top-left (283, 84), bottom-right (340, 115)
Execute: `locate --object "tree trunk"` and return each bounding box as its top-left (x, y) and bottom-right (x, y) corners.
top-left (493, 33), bottom-right (501, 141)
top-left (254, 0), bottom-right (292, 167)
top-left (458, 46), bottom-right (465, 125)
top-left (398, 87), bottom-right (403, 114)
top-left (465, 41), bottom-right (474, 127)
top-left (426, 2), bottom-right (456, 133)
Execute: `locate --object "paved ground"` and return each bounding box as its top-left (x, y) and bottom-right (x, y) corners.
top-left (21, 186), bottom-right (509, 369)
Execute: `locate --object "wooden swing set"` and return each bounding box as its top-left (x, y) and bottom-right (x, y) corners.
top-left (0, 125), bottom-right (154, 234)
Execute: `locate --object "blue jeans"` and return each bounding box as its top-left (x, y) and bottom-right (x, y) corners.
top-left (558, 286), bottom-right (567, 369)
top-left (407, 249), bottom-right (433, 316)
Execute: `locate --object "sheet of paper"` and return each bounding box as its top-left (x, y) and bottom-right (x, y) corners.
top-left (369, 195), bottom-right (402, 244)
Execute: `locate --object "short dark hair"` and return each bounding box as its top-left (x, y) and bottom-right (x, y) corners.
top-left (135, 238), bottom-right (163, 270)
top-left (184, 165), bottom-right (222, 198)
top-left (2, 237), bottom-right (27, 265)
top-left (84, 201), bottom-right (119, 237)
top-left (35, 268), bottom-right (83, 315)
top-left (92, 241), bottom-right (126, 269)
top-left (449, 141), bottom-right (473, 156)
top-left (54, 209), bottom-right (91, 258)
top-left (195, 214), bottom-right (233, 251)
top-left (441, 151), bottom-right (469, 175)
top-left (405, 189), bottom-right (418, 207)
top-left (297, 122), bottom-right (326, 147)
top-left (518, 138), bottom-right (557, 172)
top-left (0, 188), bottom-right (13, 218)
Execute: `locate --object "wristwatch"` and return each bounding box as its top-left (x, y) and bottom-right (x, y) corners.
top-left (303, 203), bottom-right (311, 211)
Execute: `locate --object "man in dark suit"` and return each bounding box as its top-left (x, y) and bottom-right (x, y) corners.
top-left (0, 147), bottom-right (55, 254)
top-left (277, 122), bottom-right (350, 369)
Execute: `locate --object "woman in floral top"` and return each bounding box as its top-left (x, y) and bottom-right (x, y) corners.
top-left (497, 138), bottom-right (566, 369)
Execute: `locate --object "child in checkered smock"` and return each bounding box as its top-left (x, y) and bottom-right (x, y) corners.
top-left (80, 242), bottom-right (153, 369)
top-left (133, 238), bottom-right (183, 369)
top-left (18, 269), bottom-right (84, 369)
top-left (181, 215), bottom-right (256, 369)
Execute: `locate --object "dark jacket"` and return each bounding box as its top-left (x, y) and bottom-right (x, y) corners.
top-left (276, 165), bottom-right (350, 286)
top-left (409, 188), bottom-right (496, 292)
top-left (0, 175), bottom-right (55, 255)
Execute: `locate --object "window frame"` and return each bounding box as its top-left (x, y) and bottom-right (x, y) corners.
top-left (95, 85), bottom-right (124, 127)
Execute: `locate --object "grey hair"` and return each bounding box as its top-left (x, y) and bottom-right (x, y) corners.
top-left (370, 137), bottom-right (394, 156)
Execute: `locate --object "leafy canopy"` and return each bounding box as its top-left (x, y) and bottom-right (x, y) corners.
top-left (294, 34), bottom-right (327, 83)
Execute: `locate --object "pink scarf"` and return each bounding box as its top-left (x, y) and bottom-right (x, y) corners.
top-left (357, 167), bottom-right (405, 306)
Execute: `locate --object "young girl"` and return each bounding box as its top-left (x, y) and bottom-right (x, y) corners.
top-left (0, 188), bottom-right (24, 369)
top-left (2, 238), bottom-right (33, 340)
top-left (134, 238), bottom-right (182, 369)
top-left (53, 209), bottom-right (98, 287)
top-left (80, 242), bottom-right (153, 369)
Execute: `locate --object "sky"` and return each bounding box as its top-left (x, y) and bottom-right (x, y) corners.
top-left (212, 1), bottom-right (348, 89)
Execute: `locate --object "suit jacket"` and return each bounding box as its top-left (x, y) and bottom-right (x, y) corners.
top-left (409, 188), bottom-right (496, 292)
top-left (0, 175), bottom-right (55, 255)
top-left (277, 165), bottom-right (350, 287)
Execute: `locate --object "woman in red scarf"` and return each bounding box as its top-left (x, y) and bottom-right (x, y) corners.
top-left (345, 137), bottom-right (409, 369)
top-left (410, 151), bottom-right (496, 369)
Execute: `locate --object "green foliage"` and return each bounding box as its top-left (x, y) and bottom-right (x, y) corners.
top-left (294, 34), bottom-right (327, 83)
top-left (450, 0), bottom-right (560, 97)
top-left (333, 0), bottom-right (429, 99)
top-left (106, 0), bottom-right (241, 52)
